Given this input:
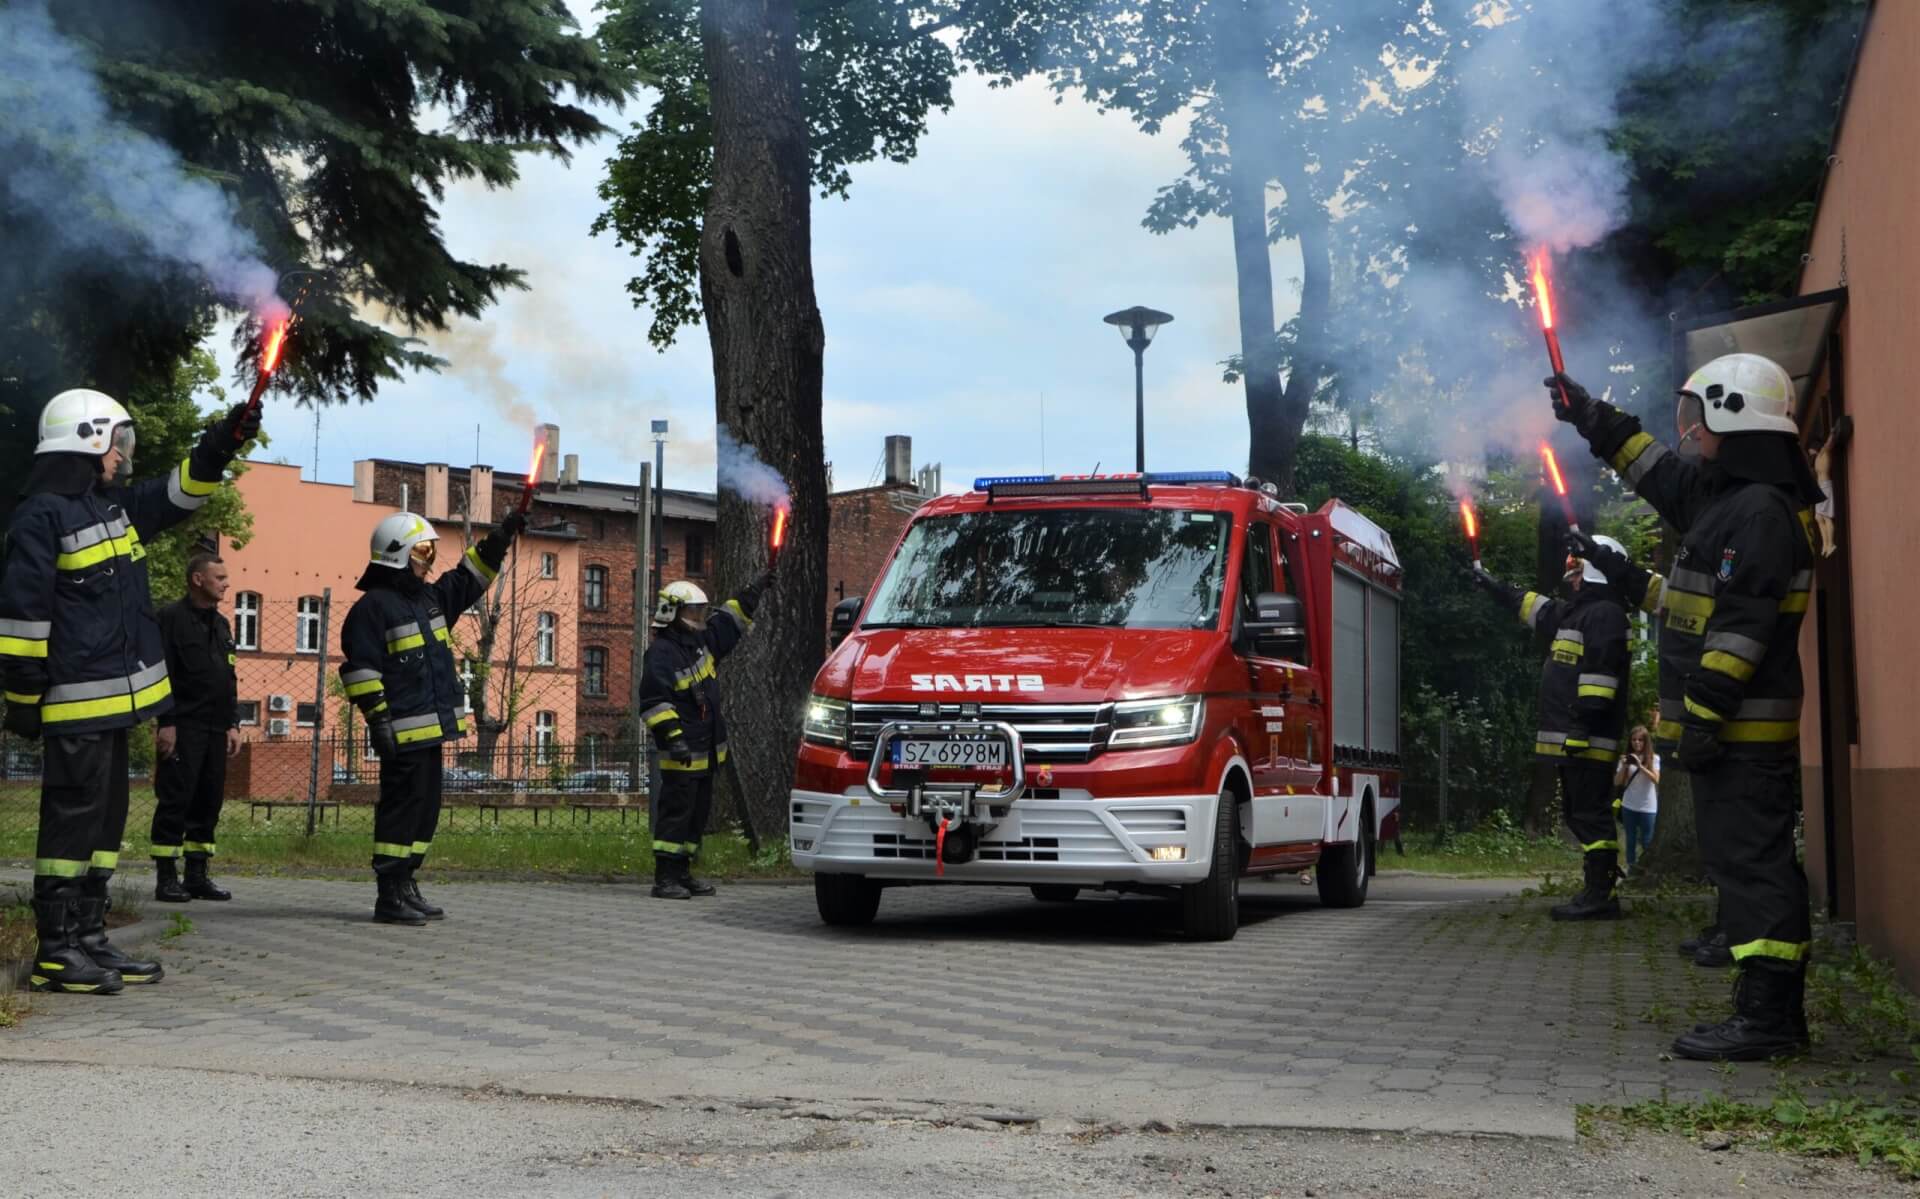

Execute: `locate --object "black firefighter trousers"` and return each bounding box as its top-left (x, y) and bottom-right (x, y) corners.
top-left (1559, 759), bottom-right (1618, 860)
top-left (372, 746), bottom-right (443, 877)
top-left (34, 730), bottom-right (130, 897)
top-left (653, 768), bottom-right (715, 866)
top-left (1695, 756), bottom-right (1810, 967)
top-left (151, 724), bottom-right (228, 860)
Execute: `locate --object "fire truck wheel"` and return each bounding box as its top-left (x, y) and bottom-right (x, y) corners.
top-left (1030, 885), bottom-right (1080, 903)
top-left (1181, 788), bottom-right (1240, 942)
top-left (1316, 803), bottom-right (1373, 909)
top-left (815, 873), bottom-right (882, 927)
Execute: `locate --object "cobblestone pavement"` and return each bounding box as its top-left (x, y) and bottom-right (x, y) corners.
top-left (0, 871), bottom-right (1789, 1139)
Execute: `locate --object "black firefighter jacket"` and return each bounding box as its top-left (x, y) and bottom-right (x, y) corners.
top-left (1, 441), bottom-right (232, 735)
top-left (338, 534), bottom-right (510, 752)
top-left (639, 584), bottom-right (763, 774)
top-left (155, 599), bottom-right (238, 730)
top-left (1585, 415), bottom-right (1816, 760)
top-left (1513, 585), bottom-right (1631, 764)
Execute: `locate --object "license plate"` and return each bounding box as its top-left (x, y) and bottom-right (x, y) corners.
top-left (891, 739), bottom-right (1008, 770)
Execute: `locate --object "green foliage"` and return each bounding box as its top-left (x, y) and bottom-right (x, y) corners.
top-left (1592, 1088), bottom-right (1920, 1180)
top-left (160, 911), bottom-right (196, 942)
top-left (1, 0), bottom-right (634, 489)
top-left (594, 0), bottom-right (969, 347)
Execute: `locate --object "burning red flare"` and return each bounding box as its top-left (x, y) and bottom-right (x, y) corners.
top-left (1540, 443), bottom-right (1568, 497)
top-left (1458, 496), bottom-right (1479, 540)
top-left (770, 506), bottom-right (788, 550)
top-left (259, 319), bottom-right (289, 373)
top-left (517, 438), bottom-right (548, 516)
top-left (1529, 253), bottom-right (1556, 332)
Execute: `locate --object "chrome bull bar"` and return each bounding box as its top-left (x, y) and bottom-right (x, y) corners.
top-left (863, 720), bottom-right (1027, 823)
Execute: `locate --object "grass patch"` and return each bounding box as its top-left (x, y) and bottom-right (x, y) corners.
top-left (0, 897), bottom-right (31, 1028)
top-left (159, 911), bottom-right (195, 942)
top-left (1386, 811), bottom-right (1581, 878)
top-left (1588, 1087), bottom-right (1920, 1179)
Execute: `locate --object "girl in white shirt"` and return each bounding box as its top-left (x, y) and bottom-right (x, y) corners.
top-left (1615, 725), bottom-right (1660, 870)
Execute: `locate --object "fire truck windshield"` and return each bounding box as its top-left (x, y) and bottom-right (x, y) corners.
top-left (864, 508), bottom-right (1232, 630)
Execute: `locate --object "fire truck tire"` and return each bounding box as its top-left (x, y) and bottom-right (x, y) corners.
top-left (815, 873), bottom-right (882, 927)
top-left (1181, 789), bottom-right (1240, 942)
top-left (1030, 885), bottom-right (1080, 903)
top-left (1316, 802), bottom-right (1373, 909)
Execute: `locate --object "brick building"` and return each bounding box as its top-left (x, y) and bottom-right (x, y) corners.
top-left (824, 435), bottom-right (938, 629)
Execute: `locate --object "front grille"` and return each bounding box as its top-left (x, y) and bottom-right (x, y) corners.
top-left (849, 702), bottom-right (1112, 764)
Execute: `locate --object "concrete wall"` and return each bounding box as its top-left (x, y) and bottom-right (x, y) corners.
top-left (1798, 1), bottom-right (1920, 984)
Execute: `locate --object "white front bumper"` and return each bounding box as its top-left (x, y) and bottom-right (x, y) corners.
top-left (789, 788), bottom-right (1217, 885)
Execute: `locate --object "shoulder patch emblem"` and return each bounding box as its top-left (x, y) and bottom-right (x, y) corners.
top-left (1718, 548), bottom-right (1736, 582)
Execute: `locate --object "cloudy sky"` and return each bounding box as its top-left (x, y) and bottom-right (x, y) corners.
top-left (244, 7), bottom-right (1298, 498)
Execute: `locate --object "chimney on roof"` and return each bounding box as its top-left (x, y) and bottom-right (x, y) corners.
top-left (424, 463), bottom-right (450, 520)
top-left (469, 465), bottom-right (494, 525)
top-left (884, 435), bottom-right (912, 486)
top-left (352, 460), bottom-right (375, 503)
top-left (539, 424), bottom-right (560, 484)
top-left (561, 453), bottom-right (580, 489)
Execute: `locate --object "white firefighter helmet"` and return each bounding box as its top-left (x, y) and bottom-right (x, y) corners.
top-left (37, 388), bottom-right (135, 459)
top-left (1572, 534), bottom-right (1629, 586)
top-left (652, 580), bottom-right (709, 627)
top-left (1678, 353), bottom-right (1798, 436)
top-left (368, 511), bottom-right (439, 569)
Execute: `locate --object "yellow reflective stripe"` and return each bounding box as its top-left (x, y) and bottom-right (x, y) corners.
top-left (343, 678), bottom-right (384, 697)
top-left (1518, 592), bottom-right (1546, 627)
top-left (1582, 839), bottom-right (1619, 852)
top-left (394, 721), bottom-right (443, 744)
top-left (410, 841), bottom-right (430, 855)
top-left (433, 626), bottom-right (451, 644)
top-left (184, 841), bottom-right (215, 856)
top-left (1780, 591), bottom-right (1810, 614)
top-left (1640, 575), bottom-right (1667, 616)
top-left (1576, 746), bottom-right (1617, 762)
top-left (1721, 719), bottom-right (1800, 743)
top-left (90, 850), bottom-right (118, 869)
top-left (150, 844), bottom-right (184, 859)
top-left (368, 700), bottom-right (389, 714)
top-left (1683, 696), bottom-right (1726, 724)
top-left (1655, 719), bottom-right (1685, 742)
top-left (463, 545), bottom-right (498, 583)
top-left (716, 744), bottom-right (729, 763)
top-left (34, 857), bottom-right (89, 878)
top-left (56, 530), bottom-right (140, 571)
top-left (176, 458), bottom-right (219, 497)
top-left (1701, 651), bottom-right (1758, 683)
top-left (1577, 685), bottom-right (1618, 699)
top-left (644, 708), bottom-right (678, 727)
top-left (4, 690), bottom-right (42, 705)
top-left (1538, 741), bottom-right (1616, 762)
top-left (1731, 938), bottom-right (1809, 963)
top-left (659, 755), bottom-right (711, 772)
top-left (0, 636), bottom-right (49, 658)
top-left (43, 675), bottom-right (172, 724)
top-left (1609, 431), bottom-right (1658, 477)
top-left (723, 598), bottom-right (753, 629)
top-left (652, 840), bottom-right (700, 855)
top-left (373, 842), bottom-right (414, 858)
top-left (1550, 638), bottom-right (1583, 658)
top-left (386, 634), bottom-right (426, 653)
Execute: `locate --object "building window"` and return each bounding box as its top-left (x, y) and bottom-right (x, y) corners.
top-left (541, 552), bottom-right (557, 579)
top-left (534, 711), bottom-right (556, 763)
top-left (296, 596), bottom-right (323, 653)
top-left (234, 592), bottom-right (261, 650)
top-left (535, 612), bottom-right (556, 666)
top-left (296, 702), bottom-right (319, 728)
top-left (594, 517), bottom-right (606, 540)
top-left (583, 565), bottom-right (607, 611)
top-left (583, 647), bottom-right (607, 697)
top-left (685, 532), bottom-right (706, 574)
top-left (235, 700), bottom-right (260, 727)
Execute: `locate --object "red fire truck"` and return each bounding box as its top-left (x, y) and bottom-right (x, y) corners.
top-left (790, 471), bottom-right (1402, 941)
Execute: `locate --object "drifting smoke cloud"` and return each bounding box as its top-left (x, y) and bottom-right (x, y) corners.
top-left (715, 425), bottom-right (791, 508)
top-left (0, 1), bottom-right (286, 320)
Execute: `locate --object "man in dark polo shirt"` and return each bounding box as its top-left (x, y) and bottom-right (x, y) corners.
top-left (150, 551), bottom-right (241, 903)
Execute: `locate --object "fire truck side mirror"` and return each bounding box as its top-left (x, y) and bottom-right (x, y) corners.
top-left (1243, 592), bottom-right (1307, 655)
top-left (829, 596), bottom-right (863, 648)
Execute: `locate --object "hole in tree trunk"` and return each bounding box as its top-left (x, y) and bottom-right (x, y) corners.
top-left (724, 228), bottom-right (744, 277)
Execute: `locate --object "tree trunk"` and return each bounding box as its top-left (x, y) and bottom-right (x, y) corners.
top-left (1630, 767), bottom-right (1704, 884)
top-left (698, 0), bottom-right (828, 840)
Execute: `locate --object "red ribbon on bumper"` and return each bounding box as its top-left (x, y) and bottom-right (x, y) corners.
top-left (935, 817), bottom-right (950, 877)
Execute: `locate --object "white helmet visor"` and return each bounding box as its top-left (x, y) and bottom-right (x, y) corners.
top-left (109, 422), bottom-right (135, 479)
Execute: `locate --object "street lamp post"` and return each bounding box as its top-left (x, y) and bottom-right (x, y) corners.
top-left (1102, 306), bottom-right (1174, 473)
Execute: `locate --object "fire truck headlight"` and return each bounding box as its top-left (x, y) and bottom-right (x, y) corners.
top-left (803, 695), bottom-right (851, 747)
top-left (1110, 696), bottom-right (1204, 748)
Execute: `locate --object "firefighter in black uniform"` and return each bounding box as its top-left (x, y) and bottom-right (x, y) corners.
top-left (1471, 536), bottom-right (1633, 919)
top-left (151, 551), bottom-right (242, 903)
top-left (338, 509), bottom-right (524, 925)
top-left (639, 572), bottom-right (769, 900)
top-left (1550, 353), bottom-right (1821, 1061)
top-left (1, 388), bottom-right (256, 994)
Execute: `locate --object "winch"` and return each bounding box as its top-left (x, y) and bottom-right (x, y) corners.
top-left (864, 720), bottom-right (1026, 868)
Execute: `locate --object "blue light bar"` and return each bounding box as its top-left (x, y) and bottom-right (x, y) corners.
top-left (973, 474), bottom-right (1056, 489)
top-left (1145, 470), bottom-right (1238, 486)
top-left (972, 470), bottom-right (1238, 491)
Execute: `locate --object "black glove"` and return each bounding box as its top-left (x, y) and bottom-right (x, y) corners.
top-left (499, 509), bottom-right (528, 541)
top-left (3, 700), bottom-right (40, 741)
top-left (1674, 722), bottom-right (1724, 773)
top-left (666, 737), bottom-right (694, 766)
top-left (1564, 529), bottom-right (1629, 579)
top-left (1545, 372), bottom-right (1604, 434)
top-left (368, 714), bottom-right (400, 762)
top-left (1468, 564), bottom-right (1523, 609)
top-left (217, 402), bottom-right (263, 447)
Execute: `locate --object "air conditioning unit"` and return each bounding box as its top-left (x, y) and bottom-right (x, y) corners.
top-left (268, 694), bottom-right (293, 713)
top-left (267, 718), bottom-right (291, 737)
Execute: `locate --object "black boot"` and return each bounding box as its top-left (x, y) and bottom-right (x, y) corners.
top-left (28, 893), bottom-right (124, 995)
top-left (1678, 923), bottom-right (1718, 957)
top-left (373, 873), bottom-right (428, 926)
top-left (153, 857), bottom-right (191, 904)
top-left (1672, 963), bottom-right (1809, 1061)
top-left (77, 877), bottom-right (163, 984)
top-left (682, 859), bottom-right (716, 898)
top-left (183, 855), bottom-right (231, 901)
top-left (1693, 929), bottom-right (1733, 969)
top-left (651, 855), bottom-right (692, 900)
top-left (403, 863), bottom-right (444, 921)
top-left (1550, 851), bottom-right (1622, 922)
